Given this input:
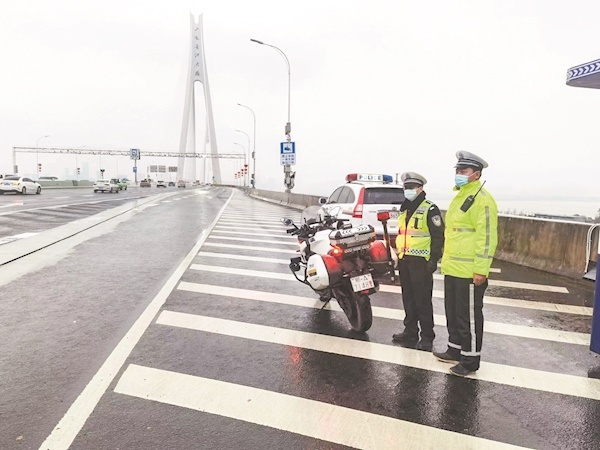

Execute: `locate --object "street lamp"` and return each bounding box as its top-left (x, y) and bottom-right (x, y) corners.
top-left (250, 38), bottom-right (295, 192)
top-left (36, 135), bottom-right (49, 177)
top-left (237, 103), bottom-right (256, 188)
top-left (234, 129), bottom-right (250, 163)
top-left (233, 142), bottom-right (247, 187)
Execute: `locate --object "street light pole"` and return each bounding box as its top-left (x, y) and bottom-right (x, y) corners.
top-left (36, 135), bottom-right (49, 177)
top-left (237, 103), bottom-right (256, 189)
top-left (250, 38), bottom-right (295, 192)
top-left (234, 129), bottom-right (250, 167)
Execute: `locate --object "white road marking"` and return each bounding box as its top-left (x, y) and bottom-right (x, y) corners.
top-left (379, 284), bottom-right (592, 316)
top-left (207, 236), bottom-right (297, 246)
top-left (218, 220), bottom-right (287, 227)
top-left (53, 196), bottom-right (70, 199)
top-left (115, 364), bottom-right (526, 450)
top-left (38, 192), bottom-right (234, 450)
top-left (432, 274), bottom-right (568, 293)
top-left (178, 280), bottom-right (589, 346)
top-left (0, 202), bottom-right (24, 208)
top-left (197, 251), bottom-right (290, 264)
top-left (202, 242), bottom-right (296, 254)
top-left (210, 230), bottom-right (297, 240)
top-left (0, 232), bottom-right (39, 245)
top-left (196, 248), bottom-right (575, 313)
top-left (157, 311), bottom-right (600, 401)
top-left (214, 224), bottom-right (286, 231)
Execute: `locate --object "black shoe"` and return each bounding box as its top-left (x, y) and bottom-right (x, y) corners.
top-left (433, 348), bottom-right (461, 363)
top-left (415, 339), bottom-right (433, 352)
top-left (392, 331), bottom-right (418, 343)
top-left (449, 363), bottom-right (477, 377)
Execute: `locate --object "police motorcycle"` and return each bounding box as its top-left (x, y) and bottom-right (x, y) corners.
top-left (281, 206), bottom-right (395, 332)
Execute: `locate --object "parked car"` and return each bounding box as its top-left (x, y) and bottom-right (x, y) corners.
top-left (177, 180), bottom-right (186, 188)
top-left (168, 181), bottom-right (176, 187)
top-left (110, 178), bottom-right (128, 190)
top-left (140, 179), bottom-right (151, 187)
top-left (318, 173), bottom-right (405, 245)
top-left (0, 176), bottom-right (42, 194)
top-left (157, 180), bottom-right (167, 188)
top-left (93, 179), bottom-right (120, 193)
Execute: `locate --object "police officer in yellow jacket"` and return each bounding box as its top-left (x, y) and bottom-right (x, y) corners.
top-left (434, 151), bottom-right (498, 376)
top-left (393, 172), bottom-right (444, 351)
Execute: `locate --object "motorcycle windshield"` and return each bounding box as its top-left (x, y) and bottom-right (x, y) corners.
top-left (301, 205), bottom-right (323, 224)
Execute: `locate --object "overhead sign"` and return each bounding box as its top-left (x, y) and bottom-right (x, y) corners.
top-left (280, 141), bottom-right (296, 166)
top-left (130, 148), bottom-right (140, 160)
top-left (168, 166), bottom-right (178, 173)
top-left (158, 165), bottom-right (166, 173)
top-left (149, 165), bottom-right (158, 173)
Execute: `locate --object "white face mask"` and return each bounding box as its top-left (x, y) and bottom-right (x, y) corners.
top-left (404, 189), bottom-right (418, 201)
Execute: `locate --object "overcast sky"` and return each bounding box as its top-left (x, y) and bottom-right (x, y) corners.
top-left (1, 0), bottom-right (599, 214)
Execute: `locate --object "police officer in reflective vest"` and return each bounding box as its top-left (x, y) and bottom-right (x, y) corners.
top-left (434, 151), bottom-right (498, 376)
top-left (393, 172), bottom-right (445, 351)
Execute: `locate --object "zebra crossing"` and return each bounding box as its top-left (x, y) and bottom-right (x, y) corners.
top-left (47, 190), bottom-right (600, 449)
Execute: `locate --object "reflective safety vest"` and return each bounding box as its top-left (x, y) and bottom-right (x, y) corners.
top-left (441, 180), bottom-right (498, 278)
top-left (395, 198), bottom-right (433, 260)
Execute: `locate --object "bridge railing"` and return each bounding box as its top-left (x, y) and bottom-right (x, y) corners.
top-left (246, 187), bottom-right (598, 280)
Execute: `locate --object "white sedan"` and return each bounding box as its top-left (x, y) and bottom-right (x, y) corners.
top-left (0, 176), bottom-right (41, 194)
top-left (93, 179), bottom-right (120, 193)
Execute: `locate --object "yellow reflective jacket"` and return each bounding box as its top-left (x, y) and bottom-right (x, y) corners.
top-left (441, 180), bottom-right (498, 278)
top-left (395, 198), bottom-right (433, 260)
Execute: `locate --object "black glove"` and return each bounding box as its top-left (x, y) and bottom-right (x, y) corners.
top-left (426, 260), bottom-right (438, 274)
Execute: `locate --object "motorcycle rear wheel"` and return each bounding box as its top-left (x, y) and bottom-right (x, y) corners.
top-left (333, 286), bottom-right (373, 332)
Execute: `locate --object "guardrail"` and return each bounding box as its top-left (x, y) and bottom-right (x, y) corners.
top-left (38, 180), bottom-right (94, 188)
top-left (246, 188), bottom-right (598, 280)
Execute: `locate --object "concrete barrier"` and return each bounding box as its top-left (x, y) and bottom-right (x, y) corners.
top-left (246, 187), bottom-right (598, 279)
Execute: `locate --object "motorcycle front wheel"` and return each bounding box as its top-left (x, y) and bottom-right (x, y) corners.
top-left (333, 285), bottom-right (373, 332)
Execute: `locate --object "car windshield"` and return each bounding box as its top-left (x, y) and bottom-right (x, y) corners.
top-left (4, 176), bottom-right (20, 181)
top-left (363, 187), bottom-right (405, 204)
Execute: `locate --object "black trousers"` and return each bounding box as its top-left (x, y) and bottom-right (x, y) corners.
top-left (444, 275), bottom-right (488, 370)
top-left (397, 256), bottom-right (435, 341)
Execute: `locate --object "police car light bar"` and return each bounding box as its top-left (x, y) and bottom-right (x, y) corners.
top-left (346, 174), bottom-right (393, 183)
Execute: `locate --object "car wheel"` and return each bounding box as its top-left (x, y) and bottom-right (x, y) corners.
top-left (21, 187), bottom-right (26, 194)
top-left (36, 186), bottom-right (41, 194)
top-left (94, 190), bottom-right (97, 193)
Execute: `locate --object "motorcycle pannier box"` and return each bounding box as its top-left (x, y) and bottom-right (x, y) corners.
top-left (329, 224), bottom-right (376, 249)
top-left (306, 254), bottom-right (342, 290)
top-left (369, 240), bottom-right (391, 275)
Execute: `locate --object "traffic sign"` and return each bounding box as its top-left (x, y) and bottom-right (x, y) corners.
top-left (133, 166), bottom-right (137, 173)
top-left (280, 141), bottom-right (296, 166)
top-left (130, 148), bottom-right (140, 160)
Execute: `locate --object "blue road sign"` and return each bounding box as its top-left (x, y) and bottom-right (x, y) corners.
top-left (133, 166), bottom-right (137, 173)
top-left (130, 148), bottom-right (140, 160)
top-left (280, 142), bottom-right (296, 166)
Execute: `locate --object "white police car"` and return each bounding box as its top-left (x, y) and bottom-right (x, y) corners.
top-left (319, 174), bottom-right (405, 246)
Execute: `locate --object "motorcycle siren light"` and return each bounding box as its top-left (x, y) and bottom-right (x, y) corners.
top-left (352, 187), bottom-right (365, 218)
top-left (382, 175), bottom-right (393, 183)
top-left (377, 210), bottom-right (390, 222)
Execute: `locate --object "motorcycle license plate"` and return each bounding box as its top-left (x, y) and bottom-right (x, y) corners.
top-left (350, 273), bottom-right (375, 292)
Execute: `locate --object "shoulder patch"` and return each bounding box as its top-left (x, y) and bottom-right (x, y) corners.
top-left (432, 215), bottom-right (442, 227)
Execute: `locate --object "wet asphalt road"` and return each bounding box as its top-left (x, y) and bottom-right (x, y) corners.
top-left (1, 187), bottom-right (599, 449)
